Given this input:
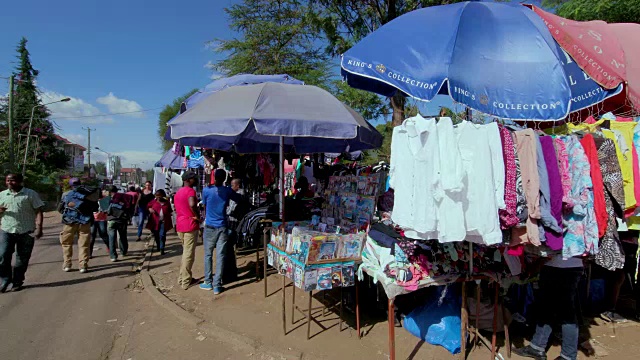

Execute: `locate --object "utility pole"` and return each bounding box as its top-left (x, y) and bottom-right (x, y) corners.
top-left (82, 127), bottom-right (95, 176)
top-left (132, 163), bottom-right (139, 184)
top-left (7, 75), bottom-right (14, 171)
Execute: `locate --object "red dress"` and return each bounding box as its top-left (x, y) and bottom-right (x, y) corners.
top-left (580, 134), bottom-right (608, 238)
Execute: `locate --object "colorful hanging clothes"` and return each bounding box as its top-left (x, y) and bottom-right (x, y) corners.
top-left (562, 136), bottom-right (597, 259)
top-left (553, 138), bottom-right (574, 211)
top-left (603, 128), bottom-right (635, 213)
top-left (498, 126), bottom-right (519, 229)
top-left (536, 135), bottom-right (562, 240)
top-left (540, 136), bottom-right (564, 250)
top-left (511, 129), bottom-right (541, 246)
top-left (610, 120), bottom-right (640, 211)
top-left (594, 137), bottom-right (626, 271)
top-left (579, 134), bottom-right (608, 238)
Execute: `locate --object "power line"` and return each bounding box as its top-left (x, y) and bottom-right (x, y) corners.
top-left (11, 106), bottom-right (164, 121)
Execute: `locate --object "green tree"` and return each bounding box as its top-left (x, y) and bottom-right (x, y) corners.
top-left (332, 80), bottom-right (387, 121)
top-left (209, 0), bottom-right (331, 87)
top-left (311, 1), bottom-right (466, 127)
top-left (0, 38), bottom-right (68, 174)
top-left (543, 0), bottom-right (640, 23)
top-left (95, 161), bottom-right (107, 177)
top-left (158, 89), bottom-right (197, 151)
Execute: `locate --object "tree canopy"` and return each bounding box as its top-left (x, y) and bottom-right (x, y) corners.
top-left (543, 0), bottom-right (640, 24)
top-left (210, 0), bottom-right (331, 87)
top-left (310, 1), bottom-right (467, 126)
top-left (0, 37), bottom-right (68, 173)
top-left (157, 89), bottom-right (198, 151)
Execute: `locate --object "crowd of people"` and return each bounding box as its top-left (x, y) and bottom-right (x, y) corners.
top-left (0, 168), bottom-right (247, 295)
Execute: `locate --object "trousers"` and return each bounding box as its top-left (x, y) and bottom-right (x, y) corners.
top-left (178, 230), bottom-right (198, 289)
top-left (530, 266), bottom-right (583, 360)
top-left (91, 220), bottom-right (109, 257)
top-left (60, 223), bottom-right (91, 269)
top-left (107, 221), bottom-right (128, 260)
top-left (0, 231), bottom-right (35, 285)
top-left (203, 226), bottom-right (228, 287)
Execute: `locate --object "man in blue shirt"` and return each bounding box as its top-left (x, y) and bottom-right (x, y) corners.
top-left (200, 169), bottom-right (241, 294)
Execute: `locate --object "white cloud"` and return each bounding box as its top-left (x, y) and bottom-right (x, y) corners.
top-left (113, 150), bottom-right (162, 169)
top-left (96, 92), bottom-right (144, 117)
top-left (41, 91), bottom-right (115, 124)
top-left (63, 133), bottom-right (86, 145)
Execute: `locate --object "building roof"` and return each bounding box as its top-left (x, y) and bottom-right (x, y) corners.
top-left (120, 168), bottom-right (141, 173)
top-left (54, 134), bottom-right (86, 151)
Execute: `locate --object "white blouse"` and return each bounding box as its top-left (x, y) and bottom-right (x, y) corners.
top-left (455, 121), bottom-right (505, 245)
top-left (390, 115), bottom-right (441, 238)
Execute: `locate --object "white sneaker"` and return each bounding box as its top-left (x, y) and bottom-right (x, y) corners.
top-left (110, 258), bottom-right (117, 262)
top-left (63, 267), bottom-right (71, 272)
top-left (79, 268), bottom-right (88, 274)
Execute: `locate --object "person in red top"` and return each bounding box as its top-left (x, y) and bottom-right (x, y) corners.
top-left (146, 189), bottom-right (173, 255)
top-left (174, 172), bottom-right (201, 289)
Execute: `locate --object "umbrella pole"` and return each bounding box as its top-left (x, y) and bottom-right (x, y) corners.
top-left (279, 136), bottom-right (285, 222)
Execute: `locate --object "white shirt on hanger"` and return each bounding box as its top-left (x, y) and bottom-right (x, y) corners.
top-left (455, 121), bottom-right (505, 245)
top-left (436, 117), bottom-right (467, 242)
top-left (390, 115), bottom-right (441, 238)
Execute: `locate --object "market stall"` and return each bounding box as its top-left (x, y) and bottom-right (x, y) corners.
top-left (165, 73), bottom-right (383, 338)
top-left (338, 2), bottom-right (640, 360)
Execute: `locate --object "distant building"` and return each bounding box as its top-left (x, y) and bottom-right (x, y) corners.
top-left (54, 134), bottom-right (86, 173)
top-left (119, 167), bottom-right (142, 184)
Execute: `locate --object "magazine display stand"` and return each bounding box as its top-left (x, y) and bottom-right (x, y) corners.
top-left (267, 226), bottom-right (365, 339)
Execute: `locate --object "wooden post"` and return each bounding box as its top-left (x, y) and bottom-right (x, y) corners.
top-left (292, 281), bottom-right (296, 324)
top-left (356, 279), bottom-right (361, 339)
top-left (475, 281), bottom-right (481, 348)
top-left (461, 283), bottom-right (468, 360)
top-left (491, 283), bottom-right (499, 360)
top-left (263, 228), bottom-right (269, 297)
top-left (502, 298), bottom-right (511, 358)
top-left (338, 286), bottom-right (344, 332)
top-left (282, 275), bottom-right (286, 335)
top-left (307, 291), bottom-right (313, 340)
top-left (388, 298), bottom-right (396, 360)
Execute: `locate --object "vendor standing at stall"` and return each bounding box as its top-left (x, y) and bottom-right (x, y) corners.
top-left (199, 169), bottom-right (242, 295)
top-left (514, 255), bottom-right (584, 360)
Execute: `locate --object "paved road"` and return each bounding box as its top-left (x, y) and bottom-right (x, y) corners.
top-left (0, 213), bottom-right (240, 360)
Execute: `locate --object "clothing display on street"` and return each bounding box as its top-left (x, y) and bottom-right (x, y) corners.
top-left (385, 113), bottom-right (640, 274)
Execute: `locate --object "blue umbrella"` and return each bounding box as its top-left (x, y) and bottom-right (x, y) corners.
top-left (179, 74), bottom-right (304, 113)
top-left (167, 82), bottom-right (382, 153)
top-left (154, 149), bottom-right (188, 169)
top-left (166, 79), bottom-right (383, 222)
top-left (340, 1), bottom-right (622, 121)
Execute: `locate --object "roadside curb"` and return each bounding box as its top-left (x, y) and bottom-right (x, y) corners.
top-left (140, 253), bottom-right (304, 360)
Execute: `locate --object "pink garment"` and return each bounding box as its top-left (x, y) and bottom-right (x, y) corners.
top-left (554, 138), bottom-right (574, 211)
top-left (507, 244), bottom-right (524, 257)
top-left (174, 187), bottom-right (199, 233)
top-left (498, 126), bottom-right (519, 229)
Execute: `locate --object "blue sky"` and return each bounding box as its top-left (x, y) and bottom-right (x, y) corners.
top-left (1, 0), bottom-right (543, 169)
top-left (0, 0), bottom-right (239, 168)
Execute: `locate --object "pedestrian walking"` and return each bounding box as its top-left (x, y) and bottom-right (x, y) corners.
top-left (174, 171), bottom-right (200, 290)
top-left (126, 186), bottom-right (140, 227)
top-left (90, 189), bottom-right (111, 258)
top-left (58, 178), bottom-right (99, 273)
top-left (200, 169), bottom-right (241, 294)
top-left (146, 189), bottom-right (173, 255)
top-left (107, 186), bottom-right (132, 261)
top-left (136, 181), bottom-right (154, 242)
top-left (0, 174), bottom-right (44, 292)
